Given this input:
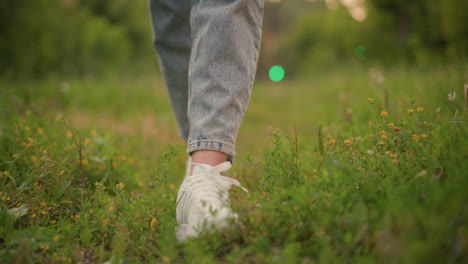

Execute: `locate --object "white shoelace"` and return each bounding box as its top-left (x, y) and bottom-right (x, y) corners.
top-left (184, 162), bottom-right (248, 205)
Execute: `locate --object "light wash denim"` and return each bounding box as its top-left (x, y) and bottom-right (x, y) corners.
top-left (149, 0), bottom-right (264, 159)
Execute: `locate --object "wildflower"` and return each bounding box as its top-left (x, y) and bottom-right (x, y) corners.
top-left (31, 156), bottom-right (37, 163)
top-left (312, 169), bottom-right (318, 173)
top-left (40, 201), bottom-right (47, 207)
top-left (367, 98), bottom-right (374, 104)
top-left (39, 245), bottom-right (49, 251)
top-left (380, 110), bottom-right (388, 118)
top-left (328, 139), bottom-right (336, 146)
top-left (407, 109), bottom-right (415, 116)
top-left (169, 184), bottom-right (176, 190)
top-left (369, 133), bottom-right (375, 139)
top-left (50, 220), bottom-right (57, 224)
top-left (392, 159), bottom-right (399, 165)
top-left (108, 206), bottom-right (115, 212)
top-left (421, 134), bottom-right (428, 140)
top-left (84, 138), bottom-right (92, 146)
top-left (381, 135), bottom-right (388, 140)
top-left (118, 183), bottom-right (125, 189)
top-left (103, 219), bottom-right (111, 226)
top-left (417, 107), bottom-right (424, 112)
top-left (378, 141), bottom-right (384, 146)
top-left (344, 139), bottom-right (353, 146)
top-left (422, 121), bottom-right (429, 126)
top-left (389, 153), bottom-right (398, 159)
top-left (150, 218), bottom-right (158, 231)
top-left (82, 159), bottom-right (89, 165)
top-left (58, 170), bottom-right (65, 176)
top-left (66, 131), bottom-right (73, 138)
top-left (30, 213), bottom-right (37, 219)
top-left (73, 214), bottom-right (80, 220)
top-left (53, 236), bottom-right (60, 242)
top-left (40, 210), bottom-right (48, 215)
top-left (37, 127), bottom-right (44, 135)
top-left (12, 153), bottom-right (20, 159)
top-left (378, 130), bottom-right (386, 135)
top-left (368, 120), bottom-right (373, 126)
top-left (91, 130), bottom-right (97, 137)
top-left (448, 90), bottom-right (456, 101)
top-left (387, 123), bottom-right (395, 128)
top-left (89, 209), bottom-right (94, 214)
top-left (26, 126), bottom-right (31, 131)
top-left (412, 134), bottom-right (420, 142)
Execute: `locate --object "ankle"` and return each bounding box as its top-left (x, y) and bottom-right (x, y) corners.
top-left (190, 150), bottom-right (228, 175)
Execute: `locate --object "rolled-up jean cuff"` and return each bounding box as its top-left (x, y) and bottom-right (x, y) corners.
top-left (187, 140), bottom-right (235, 162)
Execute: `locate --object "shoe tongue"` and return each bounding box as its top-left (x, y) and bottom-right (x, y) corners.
top-left (192, 164), bottom-right (213, 175)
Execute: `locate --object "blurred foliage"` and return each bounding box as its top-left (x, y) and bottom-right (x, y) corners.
top-left (0, 0), bottom-right (467, 79)
top-left (0, 0), bottom-right (152, 79)
top-left (266, 0), bottom-right (468, 76)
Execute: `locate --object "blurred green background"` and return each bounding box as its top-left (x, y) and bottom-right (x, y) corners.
top-left (1, 0), bottom-right (467, 80)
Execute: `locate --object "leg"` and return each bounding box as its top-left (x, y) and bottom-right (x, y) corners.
top-left (149, 0), bottom-right (191, 141)
top-left (187, 0), bottom-right (264, 161)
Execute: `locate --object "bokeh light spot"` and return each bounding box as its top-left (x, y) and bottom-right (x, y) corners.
top-left (355, 45), bottom-right (366, 60)
top-left (269, 65), bottom-right (285, 82)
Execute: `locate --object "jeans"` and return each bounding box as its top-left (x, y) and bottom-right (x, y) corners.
top-left (149, 0), bottom-right (264, 159)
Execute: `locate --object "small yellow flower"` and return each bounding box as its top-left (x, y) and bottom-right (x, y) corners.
top-left (103, 219), bottom-right (111, 226)
top-left (150, 218), bottom-right (158, 231)
top-left (378, 130), bottom-right (386, 135)
top-left (368, 120), bottom-right (373, 126)
top-left (417, 107), bottom-right (424, 112)
top-left (118, 183), bottom-right (125, 189)
top-left (369, 133), bottom-right (376, 139)
top-left (91, 130), bottom-right (97, 137)
top-left (50, 220), bottom-right (57, 224)
top-left (407, 109), bottom-right (415, 116)
top-left (58, 170), bottom-right (65, 176)
top-left (73, 214), bottom-right (80, 220)
top-left (387, 123), bottom-right (395, 128)
top-left (30, 213), bottom-right (37, 219)
top-left (392, 159), bottom-right (399, 165)
top-left (31, 156), bottom-right (38, 163)
top-left (108, 206), bottom-right (115, 212)
top-left (25, 126), bottom-right (31, 131)
top-left (84, 138), bottom-right (92, 146)
top-left (82, 159), bottom-right (89, 165)
top-left (27, 137), bottom-right (34, 143)
top-left (66, 131), bottom-right (73, 138)
top-left (367, 98), bottom-right (374, 104)
top-left (421, 134), bottom-right (428, 140)
top-left (389, 153), bottom-right (398, 159)
top-left (380, 110), bottom-right (388, 118)
top-left (344, 139), bottom-right (353, 146)
top-left (89, 209), bottom-right (94, 214)
top-left (381, 135), bottom-right (388, 140)
top-left (40, 245), bottom-right (49, 251)
top-left (12, 153), bottom-right (20, 159)
top-left (40, 210), bottom-right (48, 215)
top-left (378, 141), bottom-right (385, 146)
top-left (37, 127), bottom-right (44, 135)
top-left (169, 184), bottom-right (176, 190)
top-left (53, 235), bottom-right (60, 242)
top-left (412, 134), bottom-right (420, 142)
top-left (40, 201), bottom-right (47, 207)
top-left (328, 139), bottom-right (336, 146)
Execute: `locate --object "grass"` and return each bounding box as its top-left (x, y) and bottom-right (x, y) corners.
top-left (0, 65), bottom-right (467, 263)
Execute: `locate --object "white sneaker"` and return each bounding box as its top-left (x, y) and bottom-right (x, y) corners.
top-left (175, 161), bottom-right (248, 242)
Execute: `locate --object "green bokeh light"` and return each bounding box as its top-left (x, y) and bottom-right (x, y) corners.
top-left (355, 45), bottom-right (366, 60)
top-left (269, 65), bottom-right (285, 82)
